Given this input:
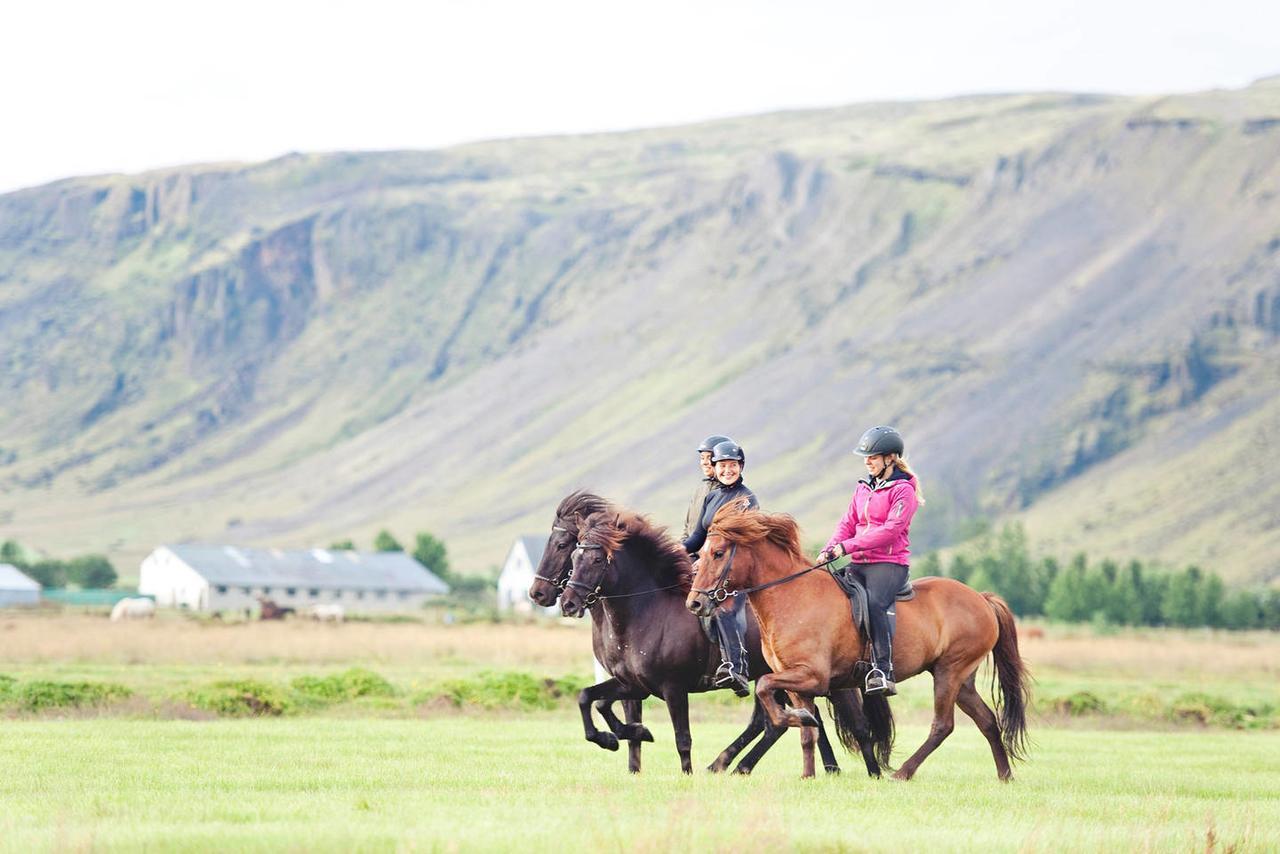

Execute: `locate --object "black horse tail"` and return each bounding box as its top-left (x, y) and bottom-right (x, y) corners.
top-left (825, 688), bottom-right (895, 771)
top-left (983, 592), bottom-right (1032, 762)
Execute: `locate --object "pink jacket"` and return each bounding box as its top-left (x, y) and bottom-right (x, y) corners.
top-left (823, 472), bottom-right (919, 566)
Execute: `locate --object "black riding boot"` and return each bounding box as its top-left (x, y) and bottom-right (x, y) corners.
top-left (854, 562), bottom-right (908, 697)
top-left (712, 596), bottom-right (750, 697)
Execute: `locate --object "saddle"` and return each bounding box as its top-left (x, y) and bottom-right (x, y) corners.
top-left (829, 568), bottom-right (914, 641)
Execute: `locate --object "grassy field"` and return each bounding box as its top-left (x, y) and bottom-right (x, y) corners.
top-left (0, 614), bottom-right (1277, 850)
top-left (0, 718), bottom-right (1276, 852)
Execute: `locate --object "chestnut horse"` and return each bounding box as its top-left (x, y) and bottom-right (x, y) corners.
top-left (559, 508), bottom-right (873, 776)
top-left (686, 504), bottom-right (1030, 781)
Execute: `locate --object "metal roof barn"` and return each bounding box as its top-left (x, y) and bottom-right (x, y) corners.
top-left (139, 545), bottom-right (449, 613)
top-left (0, 563), bottom-right (41, 607)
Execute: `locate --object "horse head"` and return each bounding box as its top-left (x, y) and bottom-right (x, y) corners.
top-left (560, 511), bottom-right (626, 618)
top-left (528, 491), bottom-right (611, 607)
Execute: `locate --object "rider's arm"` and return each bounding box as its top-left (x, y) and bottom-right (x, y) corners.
top-left (839, 483), bottom-right (918, 557)
top-left (823, 492), bottom-right (860, 554)
top-left (683, 493), bottom-right (713, 554)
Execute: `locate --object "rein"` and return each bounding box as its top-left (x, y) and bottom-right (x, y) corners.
top-left (566, 540), bottom-right (686, 607)
top-left (532, 524), bottom-right (573, 590)
top-left (691, 543), bottom-right (839, 602)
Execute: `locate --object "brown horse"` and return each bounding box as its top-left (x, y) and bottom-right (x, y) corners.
top-left (686, 504), bottom-right (1030, 781)
top-left (559, 508), bottom-right (867, 776)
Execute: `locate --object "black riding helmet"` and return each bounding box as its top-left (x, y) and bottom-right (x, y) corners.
top-left (853, 426), bottom-right (904, 457)
top-left (710, 440), bottom-right (746, 466)
top-left (697, 434), bottom-right (733, 454)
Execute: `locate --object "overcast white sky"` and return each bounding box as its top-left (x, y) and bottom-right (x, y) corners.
top-left (1, 0), bottom-right (1277, 194)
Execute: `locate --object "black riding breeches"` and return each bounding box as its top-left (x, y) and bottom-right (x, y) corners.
top-left (712, 593), bottom-right (748, 674)
top-left (847, 562), bottom-right (909, 675)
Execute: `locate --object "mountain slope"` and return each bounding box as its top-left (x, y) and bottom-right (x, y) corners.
top-left (2, 82), bottom-right (1279, 585)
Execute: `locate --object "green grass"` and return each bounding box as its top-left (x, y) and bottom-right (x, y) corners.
top-left (0, 717), bottom-right (1275, 852)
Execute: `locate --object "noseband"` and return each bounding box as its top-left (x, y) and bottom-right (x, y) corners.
top-left (690, 543), bottom-right (739, 602)
top-left (565, 540), bottom-right (610, 607)
top-left (532, 524), bottom-right (574, 590)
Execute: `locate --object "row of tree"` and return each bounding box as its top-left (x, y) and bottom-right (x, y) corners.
top-left (914, 524), bottom-right (1280, 630)
top-left (0, 540), bottom-right (119, 589)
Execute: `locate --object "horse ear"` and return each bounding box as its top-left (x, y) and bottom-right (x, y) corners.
top-left (614, 513), bottom-right (622, 529)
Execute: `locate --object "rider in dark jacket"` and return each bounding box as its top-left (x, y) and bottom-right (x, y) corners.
top-left (683, 434), bottom-right (730, 540)
top-left (684, 440), bottom-right (757, 696)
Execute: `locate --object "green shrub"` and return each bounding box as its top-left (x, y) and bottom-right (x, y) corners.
top-left (12, 680), bottom-right (132, 712)
top-left (418, 671), bottom-right (589, 711)
top-left (291, 668), bottom-right (396, 702)
top-left (1168, 693), bottom-right (1277, 730)
top-left (1049, 691), bottom-right (1107, 716)
top-left (186, 680), bottom-right (290, 717)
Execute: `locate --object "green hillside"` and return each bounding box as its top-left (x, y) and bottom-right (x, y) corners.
top-left (2, 81), bottom-right (1279, 586)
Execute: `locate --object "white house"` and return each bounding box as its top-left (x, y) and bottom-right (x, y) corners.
top-left (0, 564), bottom-right (40, 607)
top-left (497, 535), bottom-right (551, 614)
top-left (139, 545), bottom-right (449, 613)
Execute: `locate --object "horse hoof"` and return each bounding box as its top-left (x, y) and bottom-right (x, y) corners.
top-left (890, 770), bottom-right (912, 782)
top-left (824, 765), bottom-right (841, 775)
top-left (589, 733), bottom-right (620, 751)
top-left (620, 724), bottom-right (654, 743)
top-left (791, 709), bottom-right (819, 728)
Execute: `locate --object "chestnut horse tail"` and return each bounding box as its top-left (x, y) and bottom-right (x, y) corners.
top-left (825, 690), bottom-right (896, 772)
top-left (983, 592), bottom-right (1031, 762)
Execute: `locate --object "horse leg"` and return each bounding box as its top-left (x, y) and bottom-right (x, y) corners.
top-left (755, 670), bottom-right (822, 729)
top-left (794, 694), bottom-right (820, 779)
top-left (578, 679), bottom-right (626, 752)
top-left (830, 689), bottom-right (881, 778)
top-left (731, 690), bottom-right (789, 774)
top-left (663, 689), bottom-right (694, 774)
top-left (708, 692), bottom-right (767, 773)
top-left (622, 700), bottom-right (648, 774)
top-left (956, 673), bottom-right (1013, 781)
top-left (812, 703), bottom-right (841, 774)
top-left (892, 665), bottom-right (963, 781)
top-left (598, 698), bottom-right (654, 745)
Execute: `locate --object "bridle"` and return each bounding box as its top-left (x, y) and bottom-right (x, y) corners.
top-left (690, 540), bottom-right (840, 603)
top-left (564, 536), bottom-right (685, 608)
top-left (532, 524), bottom-right (574, 591)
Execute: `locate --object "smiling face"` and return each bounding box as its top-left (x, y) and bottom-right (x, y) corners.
top-left (715, 459), bottom-right (741, 485)
top-left (699, 451), bottom-right (715, 478)
top-left (864, 453), bottom-right (891, 479)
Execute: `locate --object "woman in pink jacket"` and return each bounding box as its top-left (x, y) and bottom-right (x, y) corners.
top-left (816, 426), bottom-right (922, 696)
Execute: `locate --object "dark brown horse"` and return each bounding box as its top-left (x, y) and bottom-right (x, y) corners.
top-left (687, 505), bottom-right (1031, 781)
top-left (559, 508), bottom-right (870, 776)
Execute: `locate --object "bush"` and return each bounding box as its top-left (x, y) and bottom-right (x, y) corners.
top-left (10, 680), bottom-right (132, 712)
top-left (186, 680), bottom-right (291, 717)
top-left (1168, 693), bottom-right (1277, 730)
top-left (1049, 691), bottom-right (1107, 716)
top-left (418, 671), bottom-right (590, 711)
top-left (291, 668), bottom-right (396, 702)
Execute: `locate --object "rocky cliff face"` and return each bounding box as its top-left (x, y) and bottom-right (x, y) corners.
top-left (2, 85), bottom-right (1279, 585)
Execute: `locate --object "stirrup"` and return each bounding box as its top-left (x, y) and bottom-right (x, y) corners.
top-left (865, 667), bottom-right (897, 697)
top-left (714, 662), bottom-right (750, 697)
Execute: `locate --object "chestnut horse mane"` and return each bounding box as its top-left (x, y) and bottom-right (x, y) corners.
top-left (709, 504), bottom-right (809, 566)
top-left (556, 490), bottom-right (612, 522)
top-left (579, 509), bottom-right (694, 592)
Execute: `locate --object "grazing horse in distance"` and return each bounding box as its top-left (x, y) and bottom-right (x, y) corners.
top-left (110, 597), bottom-right (156, 621)
top-left (257, 597), bottom-right (295, 621)
top-left (687, 504), bottom-right (1030, 781)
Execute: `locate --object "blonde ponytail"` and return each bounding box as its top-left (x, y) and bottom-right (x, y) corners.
top-left (889, 454), bottom-right (925, 504)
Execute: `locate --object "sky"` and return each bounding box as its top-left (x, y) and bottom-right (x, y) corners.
top-left (1, 0), bottom-right (1278, 194)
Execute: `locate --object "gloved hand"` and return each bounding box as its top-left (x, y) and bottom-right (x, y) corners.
top-left (817, 544), bottom-right (842, 564)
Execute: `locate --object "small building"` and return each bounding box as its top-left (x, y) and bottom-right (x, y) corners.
top-left (497, 535), bottom-right (551, 614)
top-left (0, 564), bottom-right (40, 607)
top-left (138, 544), bottom-right (449, 613)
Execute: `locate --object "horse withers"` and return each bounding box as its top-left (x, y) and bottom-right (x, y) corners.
top-left (686, 504), bottom-right (1031, 781)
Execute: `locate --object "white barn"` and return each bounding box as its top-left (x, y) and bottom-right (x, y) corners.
top-left (139, 545), bottom-right (449, 613)
top-left (497, 535), bottom-right (551, 614)
top-left (0, 564), bottom-right (40, 607)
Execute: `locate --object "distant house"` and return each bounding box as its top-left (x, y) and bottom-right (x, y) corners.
top-left (0, 564), bottom-right (40, 607)
top-left (138, 545), bottom-right (449, 613)
top-left (497, 535), bottom-right (552, 614)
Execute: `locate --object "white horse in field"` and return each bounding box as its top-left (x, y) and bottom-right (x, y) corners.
top-left (309, 603), bottom-right (345, 623)
top-left (110, 597), bottom-right (156, 621)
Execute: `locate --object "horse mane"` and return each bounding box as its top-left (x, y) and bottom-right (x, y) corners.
top-left (579, 509), bottom-right (694, 592)
top-left (709, 503), bottom-right (808, 566)
top-left (556, 490), bottom-right (612, 522)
